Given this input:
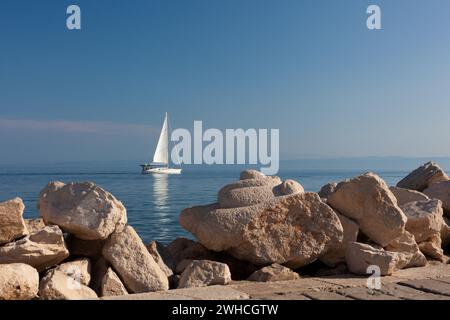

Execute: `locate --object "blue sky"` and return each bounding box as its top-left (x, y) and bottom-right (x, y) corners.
top-left (1, 0), bottom-right (449, 164)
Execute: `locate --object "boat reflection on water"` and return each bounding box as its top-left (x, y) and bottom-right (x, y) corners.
top-left (153, 173), bottom-right (169, 212)
top-left (152, 173), bottom-right (171, 239)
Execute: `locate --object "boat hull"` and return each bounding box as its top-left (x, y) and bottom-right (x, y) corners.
top-left (142, 167), bottom-right (182, 175)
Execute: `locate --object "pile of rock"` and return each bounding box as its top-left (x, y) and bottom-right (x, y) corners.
top-left (0, 182), bottom-right (169, 300)
top-left (180, 162), bottom-right (450, 279)
top-left (1, 161), bottom-right (450, 300)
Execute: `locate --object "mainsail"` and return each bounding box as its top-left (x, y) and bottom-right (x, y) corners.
top-left (152, 113), bottom-right (169, 165)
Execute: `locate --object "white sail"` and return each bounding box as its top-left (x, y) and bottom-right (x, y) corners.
top-left (152, 113), bottom-right (169, 165)
top-left (141, 112), bottom-right (182, 174)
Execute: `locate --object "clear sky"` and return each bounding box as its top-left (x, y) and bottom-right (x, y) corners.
top-left (1, 0), bottom-right (449, 164)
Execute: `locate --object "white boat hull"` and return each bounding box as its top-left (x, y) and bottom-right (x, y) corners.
top-left (142, 167), bottom-right (182, 175)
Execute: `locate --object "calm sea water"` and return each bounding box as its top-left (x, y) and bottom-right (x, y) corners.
top-left (0, 160), bottom-right (439, 244)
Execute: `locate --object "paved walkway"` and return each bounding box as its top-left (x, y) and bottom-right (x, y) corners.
top-left (102, 263), bottom-right (450, 300)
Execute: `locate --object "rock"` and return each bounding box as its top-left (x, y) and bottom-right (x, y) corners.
top-left (320, 212), bottom-right (359, 267)
top-left (24, 218), bottom-right (45, 234)
top-left (56, 258), bottom-right (91, 286)
top-left (146, 241), bottom-right (174, 277)
top-left (240, 170), bottom-right (267, 180)
top-left (328, 173), bottom-right (407, 247)
top-left (66, 235), bottom-right (105, 259)
top-left (38, 181), bottom-right (127, 240)
top-left (0, 225), bottom-right (69, 272)
top-left (400, 199), bottom-right (444, 242)
top-left (424, 180), bottom-right (450, 214)
top-left (39, 269), bottom-right (98, 300)
top-left (318, 182), bottom-right (337, 199)
top-left (279, 180), bottom-right (304, 195)
top-left (219, 186), bottom-right (275, 208)
top-left (217, 176), bottom-right (283, 209)
top-left (418, 234), bottom-right (445, 261)
top-left (385, 231), bottom-right (427, 268)
top-left (345, 242), bottom-right (411, 276)
top-left (219, 178), bottom-right (282, 197)
top-left (178, 260), bottom-right (231, 289)
top-left (180, 192), bottom-right (343, 268)
top-left (100, 268), bottom-right (128, 297)
top-left (0, 263), bottom-right (39, 300)
top-left (389, 187), bottom-right (430, 206)
top-left (397, 161), bottom-right (449, 192)
top-left (247, 264), bottom-right (300, 282)
top-left (102, 225), bottom-right (169, 293)
top-left (0, 197), bottom-right (28, 245)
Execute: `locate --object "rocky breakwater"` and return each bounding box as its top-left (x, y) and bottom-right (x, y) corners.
top-left (2, 162), bottom-right (450, 300)
top-left (0, 182), bottom-right (168, 300)
top-left (180, 164), bottom-right (450, 282)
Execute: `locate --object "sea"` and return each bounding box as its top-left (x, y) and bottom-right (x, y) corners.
top-left (1, 158), bottom-right (449, 245)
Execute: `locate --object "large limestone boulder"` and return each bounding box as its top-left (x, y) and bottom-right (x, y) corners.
top-left (346, 242), bottom-right (411, 276)
top-left (397, 161), bottom-right (449, 192)
top-left (38, 181), bottom-right (127, 240)
top-left (39, 269), bottom-right (98, 300)
top-left (0, 225), bottom-right (69, 272)
top-left (328, 173), bottom-right (407, 247)
top-left (400, 199), bottom-right (444, 242)
top-left (0, 198), bottom-right (28, 245)
top-left (385, 231), bottom-right (427, 267)
top-left (0, 263), bottom-right (39, 300)
top-left (247, 264), bottom-right (300, 282)
top-left (177, 260), bottom-right (231, 289)
top-left (57, 258), bottom-right (91, 286)
top-left (320, 212), bottom-right (359, 267)
top-left (180, 192), bottom-right (343, 268)
top-left (100, 268), bottom-right (128, 297)
top-left (389, 187), bottom-right (430, 206)
top-left (424, 180), bottom-right (450, 214)
top-left (102, 225), bottom-right (169, 293)
top-left (398, 199), bottom-right (446, 262)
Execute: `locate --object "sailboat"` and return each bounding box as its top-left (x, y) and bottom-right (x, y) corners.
top-left (140, 113), bottom-right (182, 174)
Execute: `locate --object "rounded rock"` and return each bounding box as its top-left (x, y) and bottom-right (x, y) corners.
top-left (39, 181), bottom-right (127, 240)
